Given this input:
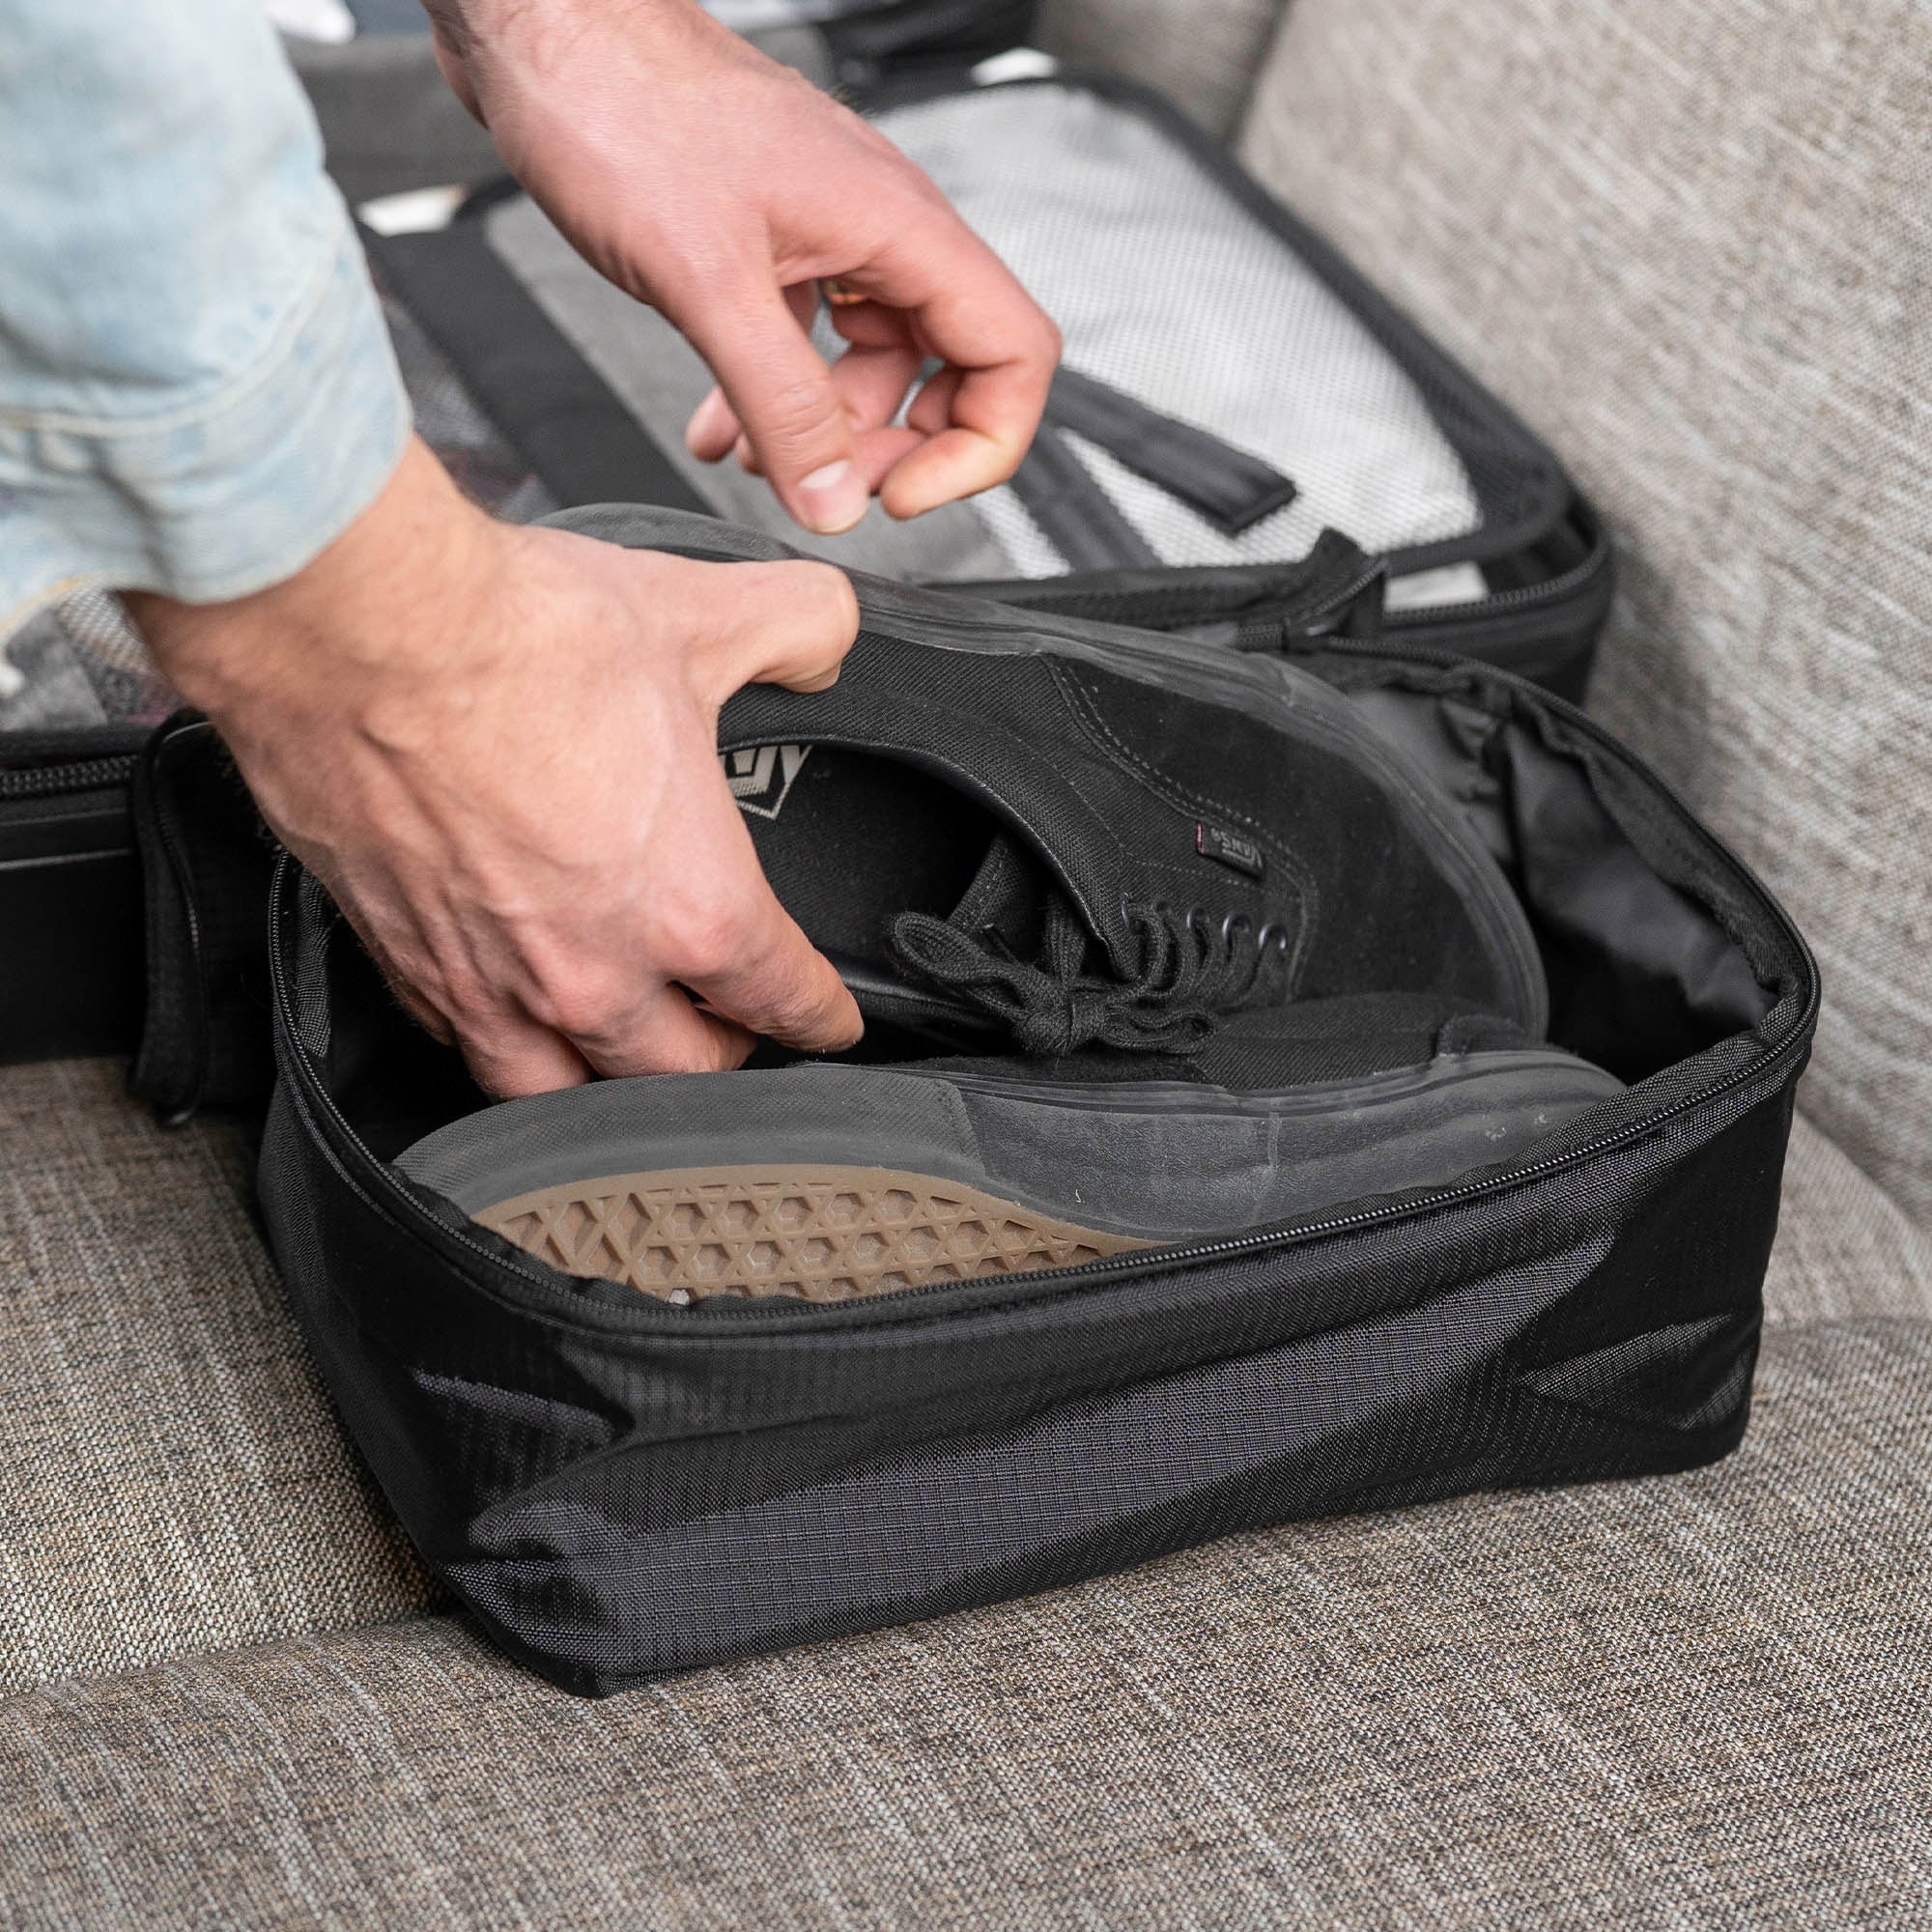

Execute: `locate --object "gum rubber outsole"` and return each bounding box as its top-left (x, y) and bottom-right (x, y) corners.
top-left (476, 1164), bottom-right (1151, 1304)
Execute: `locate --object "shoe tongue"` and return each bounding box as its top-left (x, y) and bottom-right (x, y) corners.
top-left (945, 831), bottom-right (1078, 961)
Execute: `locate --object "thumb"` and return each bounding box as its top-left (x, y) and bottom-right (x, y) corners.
top-left (675, 275), bottom-right (869, 537)
top-left (662, 556), bottom-right (860, 703)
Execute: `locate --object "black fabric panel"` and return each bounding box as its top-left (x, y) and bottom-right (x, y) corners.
top-left (1043, 364), bottom-right (1297, 535)
top-left (1338, 671), bottom-right (1786, 1082)
top-left (261, 857), bottom-right (1798, 1693)
top-left (0, 777), bottom-right (143, 1064)
top-left (367, 221), bottom-right (712, 516)
top-left (128, 718), bottom-right (280, 1120)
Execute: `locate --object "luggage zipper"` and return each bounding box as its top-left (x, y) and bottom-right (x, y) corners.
top-left (273, 867), bottom-right (1811, 1333)
top-left (284, 950), bottom-right (1807, 1330)
top-left (0, 752), bottom-right (139, 799)
top-left (1383, 535), bottom-right (1610, 633)
top-left (998, 534), bottom-right (1605, 639)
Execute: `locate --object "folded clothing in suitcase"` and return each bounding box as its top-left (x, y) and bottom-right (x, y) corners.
top-left (217, 506), bottom-right (1813, 1695)
top-left (368, 65), bottom-right (1611, 696)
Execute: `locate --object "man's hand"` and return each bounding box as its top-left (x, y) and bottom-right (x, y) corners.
top-left (129, 438), bottom-right (865, 1096)
top-left (424, 0), bottom-right (1060, 536)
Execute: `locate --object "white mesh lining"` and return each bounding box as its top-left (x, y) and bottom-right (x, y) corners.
top-left (874, 84), bottom-right (1484, 579)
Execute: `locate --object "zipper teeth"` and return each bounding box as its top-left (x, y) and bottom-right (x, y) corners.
top-left (1384, 543), bottom-right (1608, 629)
top-left (282, 910), bottom-right (1804, 1329)
top-left (275, 889), bottom-right (1811, 1336)
top-left (0, 752), bottom-right (138, 799)
top-left (1042, 541), bottom-right (1605, 635)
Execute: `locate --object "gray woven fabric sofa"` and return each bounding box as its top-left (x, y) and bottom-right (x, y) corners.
top-left (5, 1), bottom-right (1929, 1922)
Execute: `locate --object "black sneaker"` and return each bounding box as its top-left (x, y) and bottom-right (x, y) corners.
top-left (398, 992), bottom-right (1620, 1303)
top-left (714, 572), bottom-right (1548, 1050)
top-left (396, 515), bottom-right (1619, 1303)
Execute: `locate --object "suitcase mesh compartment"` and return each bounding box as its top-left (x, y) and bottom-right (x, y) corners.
top-left (378, 73), bottom-right (1576, 619)
top-left (871, 83), bottom-right (1484, 587)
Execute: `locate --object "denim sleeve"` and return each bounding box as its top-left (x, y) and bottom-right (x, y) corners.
top-left (0, 0), bottom-right (412, 633)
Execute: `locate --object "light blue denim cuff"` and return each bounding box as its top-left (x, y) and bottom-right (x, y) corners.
top-left (0, 212), bottom-right (410, 632)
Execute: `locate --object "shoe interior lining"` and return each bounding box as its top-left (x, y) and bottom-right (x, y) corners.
top-left (737, 748), bottom-right (999, 970)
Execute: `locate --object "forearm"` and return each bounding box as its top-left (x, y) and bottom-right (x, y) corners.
top-left (0, 0), bottom-right (409, 634)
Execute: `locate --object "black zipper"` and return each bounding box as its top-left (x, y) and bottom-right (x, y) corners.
top-left (0, 752), bottom-right (139, 800)
top-left (1383, 534), bottom-right (1611, 633)
top-left (996, 533), bottom-right (1607, 642)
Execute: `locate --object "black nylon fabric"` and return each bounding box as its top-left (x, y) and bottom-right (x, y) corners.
top-left (128, 716), bottom-right (279, 1119)
top-left (250, 540), bottom-right (1816, 1696)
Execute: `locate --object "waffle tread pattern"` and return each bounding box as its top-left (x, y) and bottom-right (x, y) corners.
top-left (475, 1165), bottom-right (1148, 1304)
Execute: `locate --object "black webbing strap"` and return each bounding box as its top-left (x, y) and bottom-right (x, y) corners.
top-left (1043, 365), bottom-right (1296, 536)
top-left (367, 217), bottom-right (713, 516)
top-left (1007, 424), bottom-right (1163, 571)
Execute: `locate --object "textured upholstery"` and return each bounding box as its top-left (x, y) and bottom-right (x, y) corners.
top-left (1238, 0), bottom-right (1932, 1227)
top-left (3, 1320), bottom-right (1929, 1930)
top-left (0, 1060), bottom-right (431, 1696)
top-left (1034, 0), bottom-right (1287, 136)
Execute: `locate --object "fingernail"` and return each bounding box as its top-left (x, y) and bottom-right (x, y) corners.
top-left (798, 460), bottom-right (867, 535)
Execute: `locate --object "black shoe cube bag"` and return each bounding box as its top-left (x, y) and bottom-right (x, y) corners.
top-left (365, 65), bottom-right (1610, 696)
top-left (248, 511), bottom-right (1813, 1697)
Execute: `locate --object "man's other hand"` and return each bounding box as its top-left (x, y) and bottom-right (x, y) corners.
top-left (424, 0), bottom-right (1061, 536)
top-left (129, 438), bottom-right (865, 1096)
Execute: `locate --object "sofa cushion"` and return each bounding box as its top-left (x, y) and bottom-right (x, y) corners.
top-left (1239, 0), bottom-right (1932, 1225)
top-left (1769, 1116), bottom-right (1932, 1326)
top-left (0, 1059), bottom-right (431, 1697)
top-left (3, 1318), bottom-right (1928, 1930)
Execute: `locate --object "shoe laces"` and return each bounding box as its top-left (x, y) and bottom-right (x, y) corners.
top-left (890, 893), bottom-right (1292, 1057)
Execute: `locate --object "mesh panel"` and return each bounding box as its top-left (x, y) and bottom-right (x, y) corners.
top-left (0, 592), bottom-right (174, 731)
top-left (874, 84), bottom-right (1484, 575)
top-left (380, 291), bottom-right (557, 524)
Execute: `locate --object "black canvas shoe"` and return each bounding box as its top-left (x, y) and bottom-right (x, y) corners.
top-left (395, 515), bottom-right (1622, 1305)
top-left (398, 992), bottom-right (1622, 1303)
top-left (713, 585), bottom-right (1548, 1050)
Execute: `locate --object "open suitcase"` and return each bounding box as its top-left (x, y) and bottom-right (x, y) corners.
top-left (1, 43), bottom-right (1610, 1071)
